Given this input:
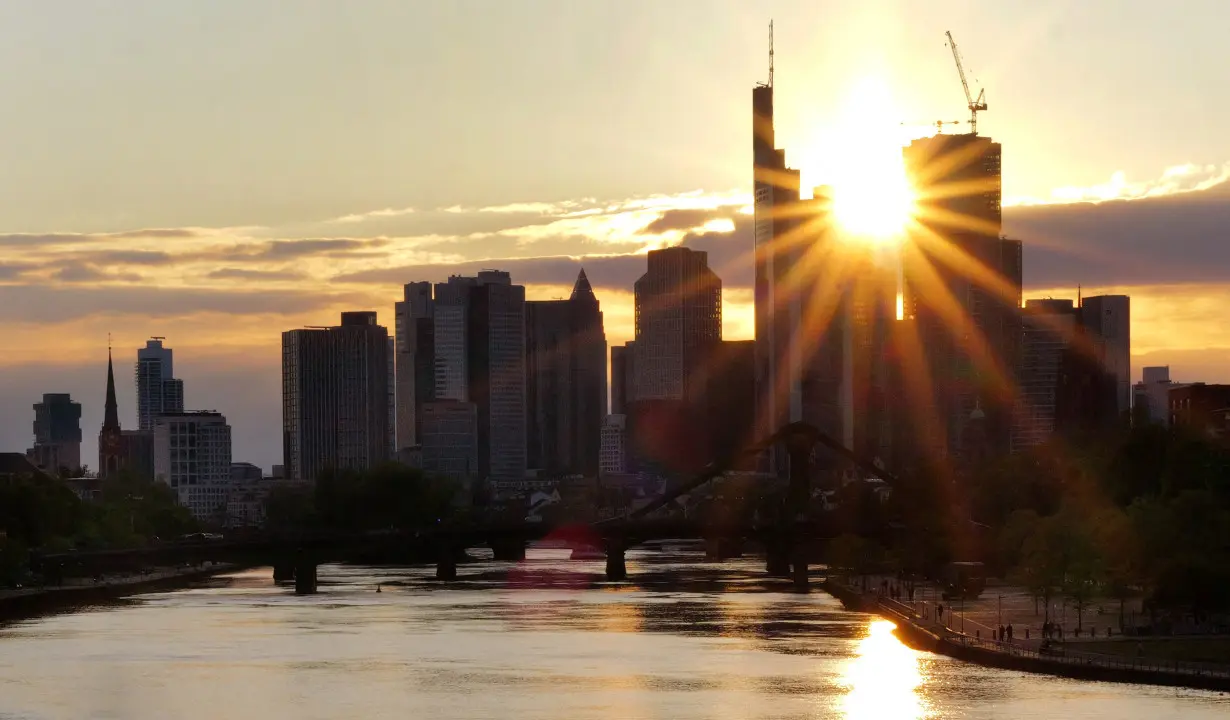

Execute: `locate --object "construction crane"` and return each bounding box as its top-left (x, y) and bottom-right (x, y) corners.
top-left (945, 30), bottom-right (987, 135)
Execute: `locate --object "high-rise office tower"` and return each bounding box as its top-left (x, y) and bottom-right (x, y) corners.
top-left (632, 247), bottom-right (721, 400)
top-left (433, 276), bottom-right (474, 402)
top-left (1014, 299), bottom-right (1079, 449)
top-left (752, 71), bottom-right (805, 445)
top-left (610, 344), bottom-right (630, 415)
top-left (902, 133), bottom-right (1020, 460)
top-left (1080, 295), bottom-right (1131, 418)
top-left (848, 249), bottom-right (898, 464)
top-left (28, 393), bottom-right (82, 474)
top-left (465, 271), bottom-right (527, 483)
top-left (526, 269), bottom-right (607, 476)
top-left (394, 282), bottom-right (436, 451)
top-left (282, 312), bottom-right (390, 482)
top-left (136, 338), bottom-right (185, 431)
top-left (153, 411), bottom-right (232, 520)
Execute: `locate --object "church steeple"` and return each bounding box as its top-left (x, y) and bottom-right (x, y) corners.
top-left (103, 345), bottom-right (120, 431)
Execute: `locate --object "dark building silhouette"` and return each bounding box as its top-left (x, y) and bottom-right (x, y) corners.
top-left (701, 340), bottom-right (757, 468)
top-left (98, 349), bottom-right (154, 479)
top-left (394, 282), bottom-right (436, 451)
top-left (282, 312), bottom-right (390, 482)
top-left (1169, 384), bottom-right (1230, 436)
top-left (610, 344), bottom-right (631, 416)
top-left (1079, 294), bottom-right (1131, 418)
top-left (525, 269), bottom-right (606, 477)
top-left (848, 251), bottom-right (898, 467)
top-left (135, 338), bottom-right (185, 432)
top-left (27, 393), bottom-right (82, 474)
top-left (633, 247), bottom-right (721, 401)
top-left (902, 133), bottom-right (1020, 461)
top-left (464, 272), bottom-right (527, 482)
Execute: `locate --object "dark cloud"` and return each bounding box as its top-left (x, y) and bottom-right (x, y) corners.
top-left (1008, 183), bottom-right (1230, 287)
top-left (644, 208), bottom-right (728, 234)
top-left (334, 253), bottom-right (649, 292)
top-left (0, 263), bottom-right (33, 280)
top-left (82, 250), bottom-right (175, 265)
top-left (0, 233), bottom-right (93, 247)
top-left (680, 216), bottom-right (754, 288)
top-left (260, 238), bottom-right (384, 258)
top-left (0, 284), bottom-right (375, 323)
top-left (207, 267), bottom-right (306, 281)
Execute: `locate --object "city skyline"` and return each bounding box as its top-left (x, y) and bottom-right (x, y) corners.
top-left (4, 3), bottom-right (1230, 469)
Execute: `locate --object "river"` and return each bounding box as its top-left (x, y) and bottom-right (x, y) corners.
top-left (1, 546), bottom-right (1226, 719)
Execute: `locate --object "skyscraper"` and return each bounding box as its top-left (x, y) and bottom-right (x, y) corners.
top-left (902, 133), bottom-right (1020, 460)
top-left (525, 269), bottom-right (607, 476)
top-left (632, 247), bottom-right (721, 401)
top-left (752, 71), bottom-right (804, 446)
top-left (27, 393), bottom-right (82, 474)
top-left (1080, 295), bottom-right (1131, 418)
top-left (153, 411), bottom-right (232, 521)
top-left (395, 282), bottom-right (436, 451)
top-left (136, 338), bottom-right (185, 431)
top-left (466, 271), bottom-right (527, 483)
top-left (282, 312), bottom-right (390, 482)
top-left (1014, 299), bottom-right (1079, 449)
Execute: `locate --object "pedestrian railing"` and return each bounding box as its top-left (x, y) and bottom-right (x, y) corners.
top-left (946, 630), bottom-right (1230, 679)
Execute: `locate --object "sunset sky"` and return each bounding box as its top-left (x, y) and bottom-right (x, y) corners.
top-left (3, 0), bottom-right (1229, 470)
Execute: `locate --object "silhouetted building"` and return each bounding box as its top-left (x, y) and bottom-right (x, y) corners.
top-left (419, 400), bottom-right (478, 481)
top-left (525, 269), bottom-right (607, 476)
top-left (752, 73), bottom-right (805, 448)
top-left (27, 393), bottom-right (82, 475)
top-left (701, 340), bottom-right (757, 468)
top-left (99, 349), bottom-right (153, 480)
top-left (1134, 366), bottom-right (1186, 426)
top-left (1014, 299), bottom-right (1079, 449)
top-left (464, 271), bottom-right (527, 482)
top-left (230, 462), bottom-right (263, 483)
top-left (902, 133), bottom-right (1020, 460)
top-left (136, 338), bottom-right (185, 431)
top-left (153, 411), bottom-right (233, 521)
top-left (395, 282), bottom-right (435, 451)
top-left (849, 251), bottom-right (897, 465)
top-left (599, 414), bottom-right (627, 476)
top-left (282, 312), bottom-right (390, 482)
top-left (1169, 384), bottom-right (1230, 436)
top-left (611, 344), bottom-right (631, 415)
top-left (1053, 325), bottom-right (1118, 437)
top-left (633, 247), bottom-right (721, 400)
top-left (1080, 295), bottom-right (1131, 418)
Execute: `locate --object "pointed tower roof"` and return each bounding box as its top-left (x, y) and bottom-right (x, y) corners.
top-left (570, 268), bottom-right (596, 301)
top-left (103, 346), bottom-right (120, 430)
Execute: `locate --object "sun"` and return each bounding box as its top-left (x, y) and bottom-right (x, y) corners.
top-left (798, 76), bottom-right (918, 246)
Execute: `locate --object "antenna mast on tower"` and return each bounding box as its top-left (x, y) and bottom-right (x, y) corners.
top-left (768, 20), bottom-right (774, 87)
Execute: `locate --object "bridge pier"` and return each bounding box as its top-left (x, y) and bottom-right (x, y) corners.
top-left (294, 556), bottom-right (318, 595)
top-left (435, 554), bottom-right (458, 581)
top-left (273, 559), bottom-right (296, 584)
top-left (490, 539), bottom-right (526, 563)
top-left (604, 545), bottom-right (627, 582)
top-left (705, 537), bottom-right (743, 561)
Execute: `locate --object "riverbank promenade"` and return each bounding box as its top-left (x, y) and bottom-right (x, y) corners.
top-left (822, 575), bottom-right (1230, 691)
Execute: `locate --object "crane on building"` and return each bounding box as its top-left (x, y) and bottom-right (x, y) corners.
top-left (945, 30), bottom-right (987, 135)
top-left (902, 119), bottom-right (965, 134)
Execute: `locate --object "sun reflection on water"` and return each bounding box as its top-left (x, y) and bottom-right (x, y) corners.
top-left (838, 621), bottom-right (932, 720)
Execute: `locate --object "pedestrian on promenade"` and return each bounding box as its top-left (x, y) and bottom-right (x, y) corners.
top-left (1007, 624), bottom-right (1013, 641)
top-left (998, 625), bottom-right (1004, 642)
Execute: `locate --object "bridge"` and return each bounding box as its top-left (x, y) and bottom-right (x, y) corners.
top-left (32, 422), bottom-right (896, 594)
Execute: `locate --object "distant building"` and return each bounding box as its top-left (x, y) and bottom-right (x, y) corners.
top-left (153, 412), bottom-right (233, 521)
top-left (27, 393), bottom-right (82, 475)
top-left (700, 340), bottom-right (757, 467)
top-left (599, 414), bottom-right (627, 476)
top-left (136, 338), bottom-right (185, 431)
top-left (395, 282), bottom-right (435, 451)
top-left (99, 349), bottom-right (154, 480)
top-left (0, 452), bottom-right (54, 483)
top-left (1169, 384), bottom-right (1230, 437)
top-left (525, 269), bottom-right (607, 477)
top-left (387, 336), bottom-right (396, 456)
top-left (1134, 366), bottom-right (1187, 426)
top-left (1014, 300), bottom-right (1080, 449)
top-left (1080, 295), bottom-right (1131, 418)
top-left (902, 132), bottom-right (1019, 460)
top-left (633, 247), bottom-right (721, 401)
top-left (282, 311), bottom-right (390, 482)
top-left (419, 400), bottom-right (478, 481)
top-left (230, 462), bottom-right (263, 483)
top-left (611, 343), bottom-right (632, 415)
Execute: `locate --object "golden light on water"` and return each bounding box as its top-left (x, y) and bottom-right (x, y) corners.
top-left (838, 621), bottom-right (931, 720)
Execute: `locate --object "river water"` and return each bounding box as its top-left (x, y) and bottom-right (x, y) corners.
top-left (1, 545), bottom-right (1226, 719)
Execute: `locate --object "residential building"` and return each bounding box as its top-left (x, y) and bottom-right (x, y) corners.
top-left (27, 393), bottom-right (82, 475)
top-left (419, 400), bottom-right (478, 481)
top-left (136, 338), bottom-right (185, 431)
top-left (153, 411), bottom-right (233, 521)
top-left (902, 132), bottom-right (1020, 460)
top-left (282, 312), bottom-right (390, 482)
top-left (599, 414), bottom-right (627, 476)
top-left (1080, 295), bottom-right (1131, 417)
top-left (526, 269), bottom-right (607, 476)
